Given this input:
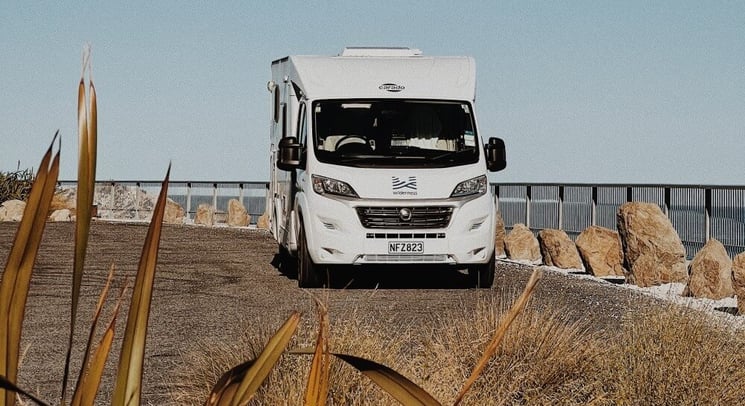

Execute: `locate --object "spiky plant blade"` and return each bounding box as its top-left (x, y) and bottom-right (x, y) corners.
top-left (111, 166), bottom-right (170, 406)
top-left (204, 360), bottom-right (255, 406)
top-left (205, 312), bottom-right (301, 406)
top-left (453, 268), bottom-right (543, 405)
top-left (0, 135), bottom-right (59, 406)
top-left (71, 291), bottom-right (121, 406)
top-left (70, 265), bottom-right (117, 406)
top-left (62, 54), bottom-right (98, 405)
top-left (0, 375), bottom-right (50, 406)
top-left (303, 298), bottom-right (329, 406)
top-left (331, 353), bottom-right (441, 406)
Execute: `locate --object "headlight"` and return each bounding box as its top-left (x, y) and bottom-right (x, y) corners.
top-left (450, 175), bottom-right (488, 197)
top-left (312, 175), bottom-right (359, 198)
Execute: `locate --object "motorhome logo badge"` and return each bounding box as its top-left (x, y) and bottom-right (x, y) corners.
top-left (379, 83), bottom-right (405, 92)
top-left (392, 176), bottom-right (417, 195)
top-left (398, 208), bottom-right (412, 221)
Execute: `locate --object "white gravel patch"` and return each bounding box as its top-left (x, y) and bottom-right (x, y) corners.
top-left (501, 258), bottom-right (745, 330)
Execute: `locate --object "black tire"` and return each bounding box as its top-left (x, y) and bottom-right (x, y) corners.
top-left (469, 252), bottom-right (495, 288)
top-left (298, 223), bottom-right (324, 288)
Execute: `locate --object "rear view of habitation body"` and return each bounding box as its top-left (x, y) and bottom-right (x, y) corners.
top-left (267, 47), bottom-right (506, 288)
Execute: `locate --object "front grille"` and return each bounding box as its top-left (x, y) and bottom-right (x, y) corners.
top-left (362, 254), bottom-right (449, 263)
top-left (356, 206), bottom-right (453, 229)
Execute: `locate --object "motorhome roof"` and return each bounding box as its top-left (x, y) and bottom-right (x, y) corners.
top-left (273, 49), bottom-right (476, 101)
top-left (339, 47), bottom-right (422, 57)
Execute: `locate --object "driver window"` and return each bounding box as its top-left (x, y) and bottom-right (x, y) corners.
top-left (297, 103), bottom-right (307, 145)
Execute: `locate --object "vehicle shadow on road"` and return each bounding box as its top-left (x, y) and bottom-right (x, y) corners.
top-left (272, 254), bottom-right (475, 289)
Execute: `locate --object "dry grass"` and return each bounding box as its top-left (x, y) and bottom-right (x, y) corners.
top-left (170, 293), bottom-right (610, 405)
top-left (604, 305), bottom-right (745, 405)
top-left (171, 292), bottom-right (745, 405)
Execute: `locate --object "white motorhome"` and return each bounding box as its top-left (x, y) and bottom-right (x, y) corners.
top-left (267, 47), bottom-right (506, 288)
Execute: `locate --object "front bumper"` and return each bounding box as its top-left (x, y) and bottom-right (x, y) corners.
top-left (303, 193), bottom-right (496, 265)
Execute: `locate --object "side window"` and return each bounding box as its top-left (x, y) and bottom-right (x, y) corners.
top-left (273, 86), bottom-right (280, 124)
top-left (297, 103), bottom-right (307, 145)
top-left (281, 104), bottom-right (287, 138)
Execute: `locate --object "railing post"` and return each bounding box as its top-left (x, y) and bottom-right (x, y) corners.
top-left (494, 184), bottom-right (500, 212)
top-left (558, 185), bottom-right (564, 230)
top-left (135, 182), bottom-right (141, 220)
top-left (664, 187), bottom-right (671, 217)
top-left (110, 181), bottom-right (116, 219)
top-left (705, 188), bottom-right (712, 243)
top-left (186, 182), bottom-right (192, 220)
top-left (526, 185), bottom-right (531, 230)
top-left (212, 183), bottom-right (218, 212)
top-left (591, 187), bottom-right (597, 227)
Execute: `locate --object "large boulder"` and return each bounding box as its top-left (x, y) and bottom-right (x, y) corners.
top-left (733, 252), bottom-right (745, 315)
top-left (51, 188), bottom-right (76, 212)
top-left (194, 203), bottom-right (214, 226)
top-left (537, 229), bottom-right (583, 269)
top-left (227, 199), bottom-right (250, 227)
top-left (94, 184), bottom-right (155, 220)
top-left (495, 211), bottom-right (506, 257)
top-left (575, 226), bottom-right (626, 278)
top-left (617, 202), bottom-right (687, 287)
top-left (0, 200), bottom-right (26, 221)
top-left (684, 239), bottom-right (733, 299)
top-left (504, 223), bottom-right (541, 263)
top-left (163, 199), bottom-right (185, 225)
top-left (257, 212), bottom-right (270, 230)
top-left (49, 209), bottom-right (72, 222)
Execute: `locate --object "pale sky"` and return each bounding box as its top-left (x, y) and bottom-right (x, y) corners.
top-left (1, 1), bottom-right (743, 185)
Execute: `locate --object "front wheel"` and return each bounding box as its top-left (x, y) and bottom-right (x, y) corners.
top-left (298, 223), bottom-right (324, 288)
top-left (469, 252), bottom-right (495, 288)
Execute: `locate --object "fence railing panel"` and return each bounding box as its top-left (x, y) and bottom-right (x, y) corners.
top-left (495, 183), bottom-right (745, 259)
top-left (56, 181), bottom-right (745, 258)
top-left (711, 188), bottom-right (745, 257)
top-left (562, 186), bottom-right (592, 238)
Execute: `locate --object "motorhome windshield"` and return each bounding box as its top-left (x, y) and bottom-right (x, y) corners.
top-left (312, 100), bottom-right (479, 168)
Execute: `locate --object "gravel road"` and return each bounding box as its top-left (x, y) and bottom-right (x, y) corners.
top-left (0, 221), bottom-right (654, 405)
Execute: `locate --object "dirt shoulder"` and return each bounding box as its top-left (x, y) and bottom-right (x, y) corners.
top-left (0, 221), bottom-right (653, 404)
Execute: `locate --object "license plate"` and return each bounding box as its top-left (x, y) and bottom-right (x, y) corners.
top-left (388, 241), bottom-right (423, 254)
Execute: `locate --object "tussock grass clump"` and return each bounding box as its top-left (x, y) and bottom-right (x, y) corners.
top-left (171, 313), bottom-right (425, 405)
top-left (171, 296), bottom-right (610, 405)
top-left (605, 305), bottom-right (745, 405)
top-left (0, 168), bottom-right (34, 203)
top-left (425, 299), bottom-right (609, 405)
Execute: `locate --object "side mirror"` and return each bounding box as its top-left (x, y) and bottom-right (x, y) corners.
top-left (485, 137), bottom-right (506, 172)
top-left (277, 136), bottom-right (302, 171)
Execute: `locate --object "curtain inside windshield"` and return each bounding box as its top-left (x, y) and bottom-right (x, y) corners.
top-left (313, 100), bottom-right (479, 168)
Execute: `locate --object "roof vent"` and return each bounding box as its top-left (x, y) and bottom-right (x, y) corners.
top-left (340, 47), bottom-right (422, 57)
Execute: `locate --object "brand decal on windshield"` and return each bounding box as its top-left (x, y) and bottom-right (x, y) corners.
top-left (392, 176), bottom-right (417, 195)
top-left (379, 83), bottom-right (405, 92)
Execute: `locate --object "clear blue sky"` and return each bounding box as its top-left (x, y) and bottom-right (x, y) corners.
top-left (1, 1), bottom-right (743, 184)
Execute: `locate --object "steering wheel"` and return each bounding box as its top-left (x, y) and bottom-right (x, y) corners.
top-left (334, 135), bottom-right (368, 150)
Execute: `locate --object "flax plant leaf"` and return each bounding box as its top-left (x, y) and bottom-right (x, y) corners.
top-left (205, 312), bottom-right (301, 406)
top-left (331, 353), bottom-right (441, 406)
top-left (111, 166), bottom-right (170, 406)
top-left (288, 348), bottom-right (442, 406)
top-left (453, 268), bottom-right (543, 405)
top-left (70, 266), bottom-right (120, 406)
top-left (62, 50), bottom-right (98, 405)
top-left (0, 135), bottom-right (59, 406)
top-left (0, 375), bottom-right (50, 406)
top-left (303, 298), bottom-right (330, 406)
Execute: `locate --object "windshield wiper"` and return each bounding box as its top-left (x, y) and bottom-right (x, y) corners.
top-left (431, 149), bottom-right (475, 161)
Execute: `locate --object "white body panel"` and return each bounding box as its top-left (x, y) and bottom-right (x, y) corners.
top-left (267, 48), bottom-right (496, 267)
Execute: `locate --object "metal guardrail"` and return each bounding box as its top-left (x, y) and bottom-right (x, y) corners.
top-left (57, 181), bottom-right (269, 225)
top-left (57, 181), bottom-right (745, 258)
top-left (493, 183), bottom-right (745, 258)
